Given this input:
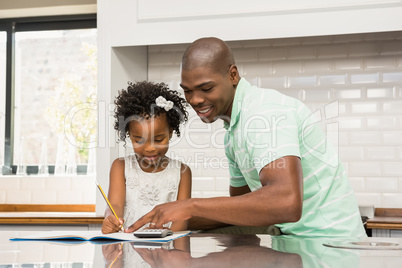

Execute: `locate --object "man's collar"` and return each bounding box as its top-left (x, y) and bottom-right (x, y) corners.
top-left (224, 78), bottom-right (249, 130)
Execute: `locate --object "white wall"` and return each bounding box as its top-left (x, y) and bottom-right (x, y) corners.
top-left (0, 0), bottom-right (95, 9)
top-left (0, 0), bottom-right (96, 18)
top-left (148, 32), bottom-right (402, 208)
top-left (0, 175), bottom-right (95, 204)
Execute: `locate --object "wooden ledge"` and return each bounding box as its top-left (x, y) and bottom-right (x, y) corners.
top-left (367, 208), bottom-right (402, 230)
top-left (0, 212), bottom-right (104, 225)
top-left (0, 205), bottom-right (102, 225)
top-left (373, 208), bottom-right (402, 217)
top-left (0, 204), bottom-right (95, 212)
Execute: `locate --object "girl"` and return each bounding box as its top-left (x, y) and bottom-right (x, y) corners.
top-left (102, 81), bottom-right (191, 233)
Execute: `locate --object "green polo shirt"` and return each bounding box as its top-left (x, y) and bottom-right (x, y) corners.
top-left (224, 78), bottom-right (366, 237)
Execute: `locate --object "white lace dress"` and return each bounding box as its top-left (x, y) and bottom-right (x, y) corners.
top-left (123, 154), bottom-right (182, 229)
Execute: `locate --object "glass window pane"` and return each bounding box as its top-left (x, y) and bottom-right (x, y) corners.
top-left (14, 29), bottom-right (97, 166)
top-left (0, 31), bottom-right (6, 168)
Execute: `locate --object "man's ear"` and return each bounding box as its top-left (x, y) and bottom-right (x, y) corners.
top-left (228, 64), bottom-right (240, 86)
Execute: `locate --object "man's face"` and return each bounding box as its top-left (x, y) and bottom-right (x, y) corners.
top-left (180, 66), bottom-right (236, 124)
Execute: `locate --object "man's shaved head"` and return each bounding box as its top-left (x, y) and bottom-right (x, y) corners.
top-left (181, 37), bottom-right (235, 75)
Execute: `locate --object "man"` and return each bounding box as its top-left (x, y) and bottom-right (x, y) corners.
top-left (127, 37), bottom-right (366, 237)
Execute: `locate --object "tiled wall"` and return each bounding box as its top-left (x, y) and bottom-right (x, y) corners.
top-left (0, 175), bottom-right (95, 204)
top-left (149, 31), bottom-right (402, 208)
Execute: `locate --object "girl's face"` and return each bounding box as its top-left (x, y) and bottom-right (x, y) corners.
top-left (128, 114), bottom-right (172, 172)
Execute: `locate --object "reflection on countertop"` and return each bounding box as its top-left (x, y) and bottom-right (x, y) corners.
top-left (102, 233), bottom-right (303, 268)
top-left (2, 231), bottom-right (402, 267)
top-left (101, 234), bottom-right (402, 268)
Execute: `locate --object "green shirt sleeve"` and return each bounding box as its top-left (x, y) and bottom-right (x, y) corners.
top-left (225, 134), bottom-right (247, 188)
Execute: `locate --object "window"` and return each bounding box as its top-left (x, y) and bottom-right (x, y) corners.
top-left (0, 31), bottom-right (5, 169)
top-left (1, 15), bottom-right (97, 175)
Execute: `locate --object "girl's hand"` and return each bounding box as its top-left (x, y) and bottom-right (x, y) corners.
top-left (102, 215), bottom-right (124, 234)
top-left (135, 248), bottom-right (192, 268)
top-left (102, 243), bottom-right (123, 265)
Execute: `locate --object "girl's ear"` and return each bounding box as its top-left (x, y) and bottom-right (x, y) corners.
top-left (169, 128), bottom-right (173, 139)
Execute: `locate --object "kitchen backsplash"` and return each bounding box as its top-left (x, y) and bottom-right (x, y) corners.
top-left (149, 31), bottom-right (402, 208)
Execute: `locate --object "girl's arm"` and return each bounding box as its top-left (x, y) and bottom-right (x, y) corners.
top-left (169, 163), bottom-right (192, 232)
top-left (101, 158), bottom-right (126, 234)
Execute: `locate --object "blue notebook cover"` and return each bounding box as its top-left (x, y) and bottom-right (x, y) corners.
top-left (10, 230), bottom-right (190, 244)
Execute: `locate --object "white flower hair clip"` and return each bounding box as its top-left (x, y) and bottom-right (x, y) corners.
top-left (155, 96), bottom-right (174, 111)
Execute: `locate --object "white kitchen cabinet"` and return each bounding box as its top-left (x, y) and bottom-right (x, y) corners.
top-left (100, 0), bottom-right (402, 47)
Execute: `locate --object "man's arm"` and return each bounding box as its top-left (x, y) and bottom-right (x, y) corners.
top-left (126, 156), bottom-right (303, 231)
top-left (188, 185), bottom-right (251, 230)
top-left (230, 185), bottom-right (251, 196)
top-left (188, 217), bottom-right (229, 230)
top-left (189, 156), bottom-right (303, 226)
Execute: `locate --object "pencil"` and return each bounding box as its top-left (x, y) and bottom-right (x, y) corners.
top-left (96, 180), bottom-right (124, 232)
top-left (108, 243), bottom-right (123, 268)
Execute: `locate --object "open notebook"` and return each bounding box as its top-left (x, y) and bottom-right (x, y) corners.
top-left (10, 230), bottom-right (190, 244)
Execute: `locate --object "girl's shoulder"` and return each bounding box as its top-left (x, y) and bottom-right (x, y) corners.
top-left (109, 157), bottom-right (125, 180)
top-left (111, 157), bottom-right (125, 170)
top-left (180, 162), bottom-right (191, 174)
top-left (169, 159), bottom-right (191, 176)
top-left (165, 158), bottom-right (190, 168)
top-left (166, 158), bottom-right (186, 170)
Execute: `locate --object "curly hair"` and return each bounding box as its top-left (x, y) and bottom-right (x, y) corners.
top-left (114, 81), bottom-right (188, 142)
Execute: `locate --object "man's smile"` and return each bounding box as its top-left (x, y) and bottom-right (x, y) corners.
top-left (197, 106), bottom-right (211, 114)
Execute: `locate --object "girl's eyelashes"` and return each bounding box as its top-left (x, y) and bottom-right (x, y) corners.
top-left (131, 137), bottom-right (166, 144)
top-left (131, 136), bottom-right (144, 144)
top-left (153, 135), bottom-right (167, 143)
